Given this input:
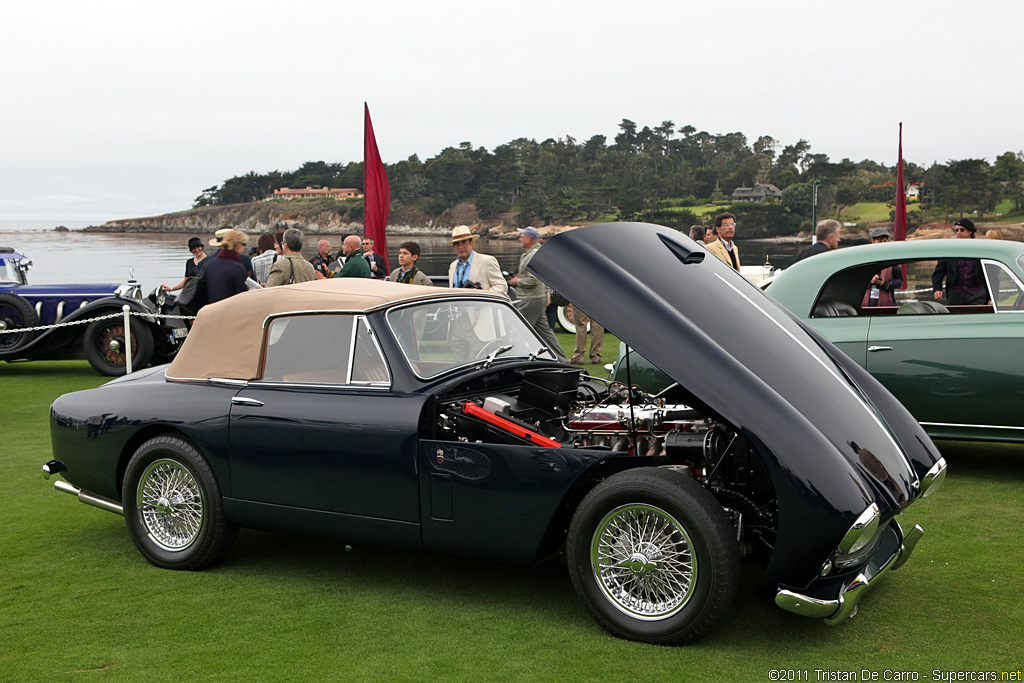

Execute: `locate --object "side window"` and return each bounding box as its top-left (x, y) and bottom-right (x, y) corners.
top-left (349, 318), bottom-right (391, 385)
top-left (983, 261), bottom-right (1024, 313)
top-left (262, 314), bottom-right (355, 384)
top-left (894, 261), bottom-right (933, 306)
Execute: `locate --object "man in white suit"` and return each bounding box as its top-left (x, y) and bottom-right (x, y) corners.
top-left (446, 225), bottom-right (508, 360)
top-left (447, 225), bottom-right (508, 296)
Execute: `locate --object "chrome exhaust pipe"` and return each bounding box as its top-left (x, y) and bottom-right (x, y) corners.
top-left (53, 480), bottom-right (124, 516)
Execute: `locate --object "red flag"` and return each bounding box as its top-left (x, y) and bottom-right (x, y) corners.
top-left (894, 123), bottom-right (908, 287)
top-left (363, 103), bottom-right (390, 272)
top-left (894, 122), bottom-right (907, 242)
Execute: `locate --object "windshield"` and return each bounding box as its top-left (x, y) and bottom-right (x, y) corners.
top-left (386, 299), bottom-right (546, 378)
top-left (0, 255), bottom-right (26, 285)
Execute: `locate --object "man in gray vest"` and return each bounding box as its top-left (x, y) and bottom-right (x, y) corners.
top-left (508, 227), bottom-right (568, 363)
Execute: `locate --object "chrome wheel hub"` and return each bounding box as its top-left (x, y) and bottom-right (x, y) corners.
top-left (108, 338), bottom-right (123, 353)
top-left (591, 504), bottom-right (696, 620)
top-left (137, 459), bottom-right (204, 551)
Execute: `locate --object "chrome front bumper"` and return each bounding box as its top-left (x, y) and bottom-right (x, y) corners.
top-left (775, 518), bottom-right (924, 626)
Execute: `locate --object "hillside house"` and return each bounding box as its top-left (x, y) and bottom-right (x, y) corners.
top-left (731, 183), bottom-right (783, 203)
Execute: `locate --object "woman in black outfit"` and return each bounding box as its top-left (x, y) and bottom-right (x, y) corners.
top-left (161, 237), bottom-right (207, 292)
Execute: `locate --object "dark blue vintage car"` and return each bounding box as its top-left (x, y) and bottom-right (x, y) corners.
top-left (42, 224), bottom-right (946, 644)
top-left (0, 247), bottom-right (188, 375)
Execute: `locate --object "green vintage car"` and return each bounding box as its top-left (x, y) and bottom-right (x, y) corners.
top-left (613, 238), bottom-right (1024, 444)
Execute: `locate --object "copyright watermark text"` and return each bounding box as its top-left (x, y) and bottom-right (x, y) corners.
top-left (767, 670), bottom-right (1021, 682)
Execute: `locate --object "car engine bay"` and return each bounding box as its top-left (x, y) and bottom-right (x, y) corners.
top-left (434, 364), bottom-right (779, 556)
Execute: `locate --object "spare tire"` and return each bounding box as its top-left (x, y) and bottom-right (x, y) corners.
top-left (0, 293), bottom-right (38, 352)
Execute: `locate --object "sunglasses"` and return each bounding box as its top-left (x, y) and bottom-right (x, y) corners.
top-left (954, 227), bottom-right (971, 233)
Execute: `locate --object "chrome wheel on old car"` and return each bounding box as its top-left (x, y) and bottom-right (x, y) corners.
top-left (123, 435), bottom-right (237, 570)
top-left (567, 468), bottom-right (739, 645)
top-left (591, 503), bottom-right (697, 619)
top-left (138, 459), bottom-right (204, 550)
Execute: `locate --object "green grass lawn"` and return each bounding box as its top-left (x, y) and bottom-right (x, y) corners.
top-left (3, 358), bottom-right (1023, 681)
top-left (840, 202), bottom-right (894, 224)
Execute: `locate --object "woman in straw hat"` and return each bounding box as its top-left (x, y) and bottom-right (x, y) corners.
top-left (204, 229), bottom-right (250, 304)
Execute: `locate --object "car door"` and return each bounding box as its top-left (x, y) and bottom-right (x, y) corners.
top-left (228, 313), bottom-right (422, 522)
top-left (864, 260), bottom-right (1024, 430)
top-left (804, 317), bottom-right (870, 366)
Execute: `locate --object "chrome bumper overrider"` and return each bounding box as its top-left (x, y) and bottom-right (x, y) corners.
top-left (775, 519), bottom-right (924, 626)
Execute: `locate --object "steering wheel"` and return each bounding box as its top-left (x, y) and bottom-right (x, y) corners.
top-left (476, 338), bottom-right (508, 360)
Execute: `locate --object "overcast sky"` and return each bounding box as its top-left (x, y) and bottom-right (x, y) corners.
top-left (2, 0), bottom-right (1020, 223)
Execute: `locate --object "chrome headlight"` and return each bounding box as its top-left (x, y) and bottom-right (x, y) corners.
top-left (115, 280), bottom-right (144, 301)
top-left (919, 458), bottom-right (947, 498)
top-left (837, 503), bottom-right (881, 556)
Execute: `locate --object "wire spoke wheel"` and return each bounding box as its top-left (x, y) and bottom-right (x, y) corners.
top-left (567, 468), bottom-right (739, 644)
top-left (592, 504), bottom-right (695, 620)
top-left (123, 436), bottom-right (237, 570)
top-left (137, 458), bottom-right (205, 550)
top-left (98, 323), bottom-right (133, 365)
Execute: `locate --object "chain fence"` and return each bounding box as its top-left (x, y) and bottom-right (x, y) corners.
top-left (0, 309), bottom-right (195, 335)
top-left (1, 307), bottom-right (197, 374)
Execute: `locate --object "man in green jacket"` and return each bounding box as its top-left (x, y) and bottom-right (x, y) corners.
top-left (329, 235), bottom-right (371, 278)
top-left (508, 227), bottom-right (568, 362)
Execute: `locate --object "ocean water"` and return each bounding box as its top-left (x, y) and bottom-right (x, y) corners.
top-left (0, 222), bottom-right (802, 289)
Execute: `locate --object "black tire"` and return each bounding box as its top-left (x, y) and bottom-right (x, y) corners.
top-left (122, 435), bottom-right (237, 570)
top-left (0, 292), bottom-right (38, 351)
top-left (84, 315), bottom-right (154, 376)
top-left (566, 468), bottom-right (740, 645)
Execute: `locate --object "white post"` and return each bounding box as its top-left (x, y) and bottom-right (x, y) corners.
top-left (122, 305), bottom-right (133, 374)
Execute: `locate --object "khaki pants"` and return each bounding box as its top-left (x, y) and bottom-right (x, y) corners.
top-left (571, 309), bottom-right (604, 364)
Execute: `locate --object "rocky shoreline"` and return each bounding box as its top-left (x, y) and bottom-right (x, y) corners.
top-left (79, 201), bottom-right (1024, 243)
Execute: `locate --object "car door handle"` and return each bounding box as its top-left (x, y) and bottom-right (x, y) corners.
top-left (231, 397), bottom-right (264, 407)
top-left (868, 346), bottom-right (893, 353)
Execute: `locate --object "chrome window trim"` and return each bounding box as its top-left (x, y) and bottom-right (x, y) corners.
top-left (980, 258), bottom-right (1024, 314)
top-left (920, 421), bottom-right (1024, 432)
top-left (248, 380), bottom-right (392, 392)
top-left (349, 315), bottom-right (392, 387)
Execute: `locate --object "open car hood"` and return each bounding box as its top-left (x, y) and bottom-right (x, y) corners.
top-left (529, 223), bottom-right (930, 515)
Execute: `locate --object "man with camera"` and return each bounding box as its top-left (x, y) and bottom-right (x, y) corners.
top-left (508, 227), bottom-right (569, 363)
top-left (447, 225), bottom-right (508, 296)
top-left (445, 225), bottom-right (509, 360)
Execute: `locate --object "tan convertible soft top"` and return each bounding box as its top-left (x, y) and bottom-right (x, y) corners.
top-left (166, 278), bottom-right (499, 381)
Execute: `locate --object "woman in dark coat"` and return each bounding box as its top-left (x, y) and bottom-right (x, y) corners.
top-left (204, 229), bottom-right (249, 304)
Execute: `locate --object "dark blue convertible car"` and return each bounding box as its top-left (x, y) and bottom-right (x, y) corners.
top-left (42, 224), bottom-right (947, 644)
top-left (1, 247), bottom-right (188, 375)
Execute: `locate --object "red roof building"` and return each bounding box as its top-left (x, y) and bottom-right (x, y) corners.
top-left (272, 187), bottom-right (363, 200)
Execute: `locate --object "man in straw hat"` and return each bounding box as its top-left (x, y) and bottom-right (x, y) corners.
top-left (447, 225), bottom-right (507, 296)
top-left (445, 225), bottom-right (509, 360)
